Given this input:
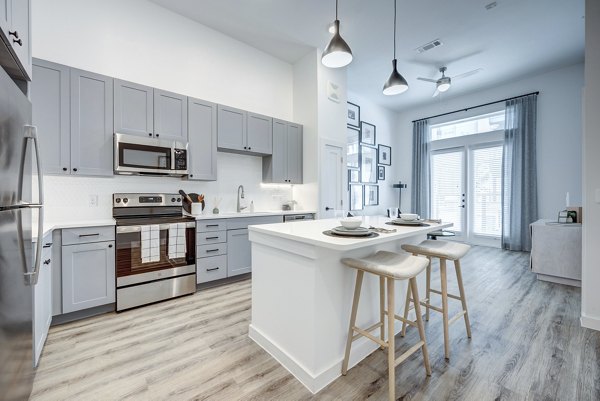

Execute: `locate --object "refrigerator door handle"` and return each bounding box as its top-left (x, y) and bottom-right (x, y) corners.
top-left (20, 125), bottom-right (44, 286)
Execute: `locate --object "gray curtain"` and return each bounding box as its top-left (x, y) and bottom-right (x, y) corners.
top-left (411, 119), bottom-right (430, 217)
top-left (502, 94), bottom-right (538, 251)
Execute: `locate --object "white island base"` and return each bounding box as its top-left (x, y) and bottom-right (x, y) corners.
top-left (248, 216), bottom-right (451, 393)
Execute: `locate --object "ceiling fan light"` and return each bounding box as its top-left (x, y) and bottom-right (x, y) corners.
top-left (437, 82), bottom-right (451, 92)
top-left (322, 20), bottom-right (353, 68)
top-left (383, 59), bottom-right (409, 95)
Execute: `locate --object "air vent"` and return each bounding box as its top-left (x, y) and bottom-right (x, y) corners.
top-left (415, 39), bottom-right (443, 54)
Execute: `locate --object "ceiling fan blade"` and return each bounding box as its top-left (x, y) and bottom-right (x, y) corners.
top-left (452, 68), bottom-right (483, 80)
top-left (432, 89), bottom-right (440, 97)
top-left (417, 77), bottom-right (438, 83)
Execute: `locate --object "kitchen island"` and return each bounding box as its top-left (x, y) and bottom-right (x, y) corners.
top-left (248, 216), bottom-right (451, 393)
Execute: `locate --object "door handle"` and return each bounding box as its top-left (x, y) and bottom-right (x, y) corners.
top-left (325, 207), bottom-right (333, 211)
top-left (459, 205), bottom-right (465, 208)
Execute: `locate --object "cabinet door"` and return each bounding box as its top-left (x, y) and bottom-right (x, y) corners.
top-left (9, 0), bottom-right (31, 80)
top-left (154, 89), bottom-right (187, 141)
top-left (227, 229), bottom-right (251, 277)
top-left (114, 79), bottom-right (153, 138)
top-left (33, 245), bottom-right (52, 367)
top-left (0, 0), bottom-right (9, 40)
top-left (287, 123), bottom-right (303, 184)
top-left (62, 241), bottom-right (115, 313)
top-left (70, 68), bottom-right (114, 177)
top-left (247, 112), bottom-right (272, 155)
top-left (31, 59), bottom-right (70, 175)
top-left (267, 119), bottom-right (288, 183)
top-left (217, 105), bottom-right (246, 152)
top-left (188, 97), bottom-right (217, 181)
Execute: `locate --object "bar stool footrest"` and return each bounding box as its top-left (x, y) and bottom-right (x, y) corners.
top-left (394, 341), bottom-right (426, 367)
top-left (429, 288), bottom-right (463, 301)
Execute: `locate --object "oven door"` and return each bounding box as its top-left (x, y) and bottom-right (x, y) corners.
top-left (115, 221), bottom-right (196, 287)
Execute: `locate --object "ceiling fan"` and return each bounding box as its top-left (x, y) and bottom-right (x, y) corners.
top-left (417, 66), bottom-right (482, 97)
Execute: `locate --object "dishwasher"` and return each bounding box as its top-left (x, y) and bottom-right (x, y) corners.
top-left (283, 213), bottom-right (315, 222)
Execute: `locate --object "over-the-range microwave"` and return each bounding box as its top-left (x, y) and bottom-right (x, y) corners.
top-left (114, 133), bottom-right (188, 177)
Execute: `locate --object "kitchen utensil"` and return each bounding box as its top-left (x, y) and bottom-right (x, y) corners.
top-left (399, 213), bottom-right (419, 221)
top-left (179, 190), bottom-right (193, 203)
top-left (369, 226), bottom-right (397, 233)
top-left (340, 218), bottom-right (362, 229)
top-left (188, 193), bottom-right (206, 211)
top-left (331, 226), bottom-right (371, 236)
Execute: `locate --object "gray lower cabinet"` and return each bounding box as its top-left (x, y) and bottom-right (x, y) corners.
top-left (70, 68), bottom-right (114, 176)
top-left (32, 59), bottom-right (114, 176)
top-left (154, 88), bottom-right (187, 141)
top-left (263, 119), bottom-right (303, 184)
top-left (33, 232), bottom-right (52, 367)
top-left (62, 240), bottom-right (115, 313)
top-left (227, 229), bottom-right (251, 277)
top-left (31, 59), bottom-right (70, 175)
top-left (187, 97), bottom-right (217, 181)
top-left (197, 255), bottom-right (227, 283)
top-left (114, 79), bottom-right (154, 138)
top-left (217, 104), bottom-right (246, 152)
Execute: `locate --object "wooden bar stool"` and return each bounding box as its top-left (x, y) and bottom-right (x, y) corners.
top-left (341, 251), bottom-right (431, 401)
top-left (400, 240), bottom-right (472, 360)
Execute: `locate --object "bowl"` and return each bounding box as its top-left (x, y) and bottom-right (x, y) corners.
top-left (340, 218), bottom-right (362, 230)
top-left (399, 213), bottom-right (419, 221)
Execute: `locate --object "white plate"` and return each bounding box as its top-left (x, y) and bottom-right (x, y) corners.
top-left (391, 219), bottom-right (425, 226)
top-left (331, 227), bottom-right (372, 236)
top-left (332, 226), bottom-right (368, 232)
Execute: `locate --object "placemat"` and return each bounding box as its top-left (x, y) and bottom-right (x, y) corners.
top-left (385, 222), bottom-right (430, 227)
top-left (322, 230), bottom-right (379, 238)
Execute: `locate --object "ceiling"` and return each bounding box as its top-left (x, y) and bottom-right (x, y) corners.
top-left (150, 0), bottom-right (585, 112)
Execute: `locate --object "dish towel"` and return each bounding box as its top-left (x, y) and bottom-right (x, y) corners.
top-left (168, 223), bottom-right (187, 259)
top-left (141, 225), bottom-right (161, 263)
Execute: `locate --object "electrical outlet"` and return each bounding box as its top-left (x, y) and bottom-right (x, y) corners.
top-left (89, 194), bottom-right (98, 207)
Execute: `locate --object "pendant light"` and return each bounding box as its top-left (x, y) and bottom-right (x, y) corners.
top-left (382, 0), bottom-right (408, 95)
top-left (322, 0), bottom-right (353, 68)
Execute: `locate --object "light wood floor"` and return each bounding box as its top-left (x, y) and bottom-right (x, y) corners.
top-left (31, 246), bottom-right (600, 401)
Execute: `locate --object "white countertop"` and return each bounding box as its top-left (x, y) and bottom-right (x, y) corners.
top-left (249, 215), bottom-right (452, 251)
top-left (187, 210), bottom-right (317, 220)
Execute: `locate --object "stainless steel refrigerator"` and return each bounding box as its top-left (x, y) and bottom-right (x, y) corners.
top-left (0, 65), bottom-right (44, 400)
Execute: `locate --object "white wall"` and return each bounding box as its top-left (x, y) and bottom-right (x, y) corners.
top-left (31, 0), bottom-right (301, 219)
top-left (581, 0), bottom-right (600, 331)
top-left (395, 63), bottom-right (584, 220)
top-left (347, 91), bottom-right (401, 215)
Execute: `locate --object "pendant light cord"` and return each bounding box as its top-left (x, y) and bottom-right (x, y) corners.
top-left (336, 0), bottom-right (339, 20)
top-left (393, 0), bottom-right (397, 59)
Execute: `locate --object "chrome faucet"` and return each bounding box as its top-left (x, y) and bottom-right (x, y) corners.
top-left (237, 185), bottom-right (246, 212)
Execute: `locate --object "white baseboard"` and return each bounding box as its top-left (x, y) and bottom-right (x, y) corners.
top-left (581, 314), bottom-right (600, 331)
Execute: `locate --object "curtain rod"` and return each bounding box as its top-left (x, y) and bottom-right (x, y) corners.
top-left (411, 91), bottom-right (540, 123)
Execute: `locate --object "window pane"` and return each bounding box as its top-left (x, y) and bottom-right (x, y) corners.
top-left (431, 111), bottom-right (505, 141)
top-left (431, 151), bottom-right (463, 232)
top-left (472, 145), bottom-right (503, 236)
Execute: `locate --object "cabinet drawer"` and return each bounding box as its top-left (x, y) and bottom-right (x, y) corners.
top-left (62, 226), bottom-right (115, 245)
top-left (196, 255), bottom-right (227, 283)
top-left (197, 243), bottom-right (227, 258)
top-left (196, 230), bottom-right (227, 245)
top-left (227, 215), bottom-right (283, 230)
top-left (197, 220), bottom-right (227, 232)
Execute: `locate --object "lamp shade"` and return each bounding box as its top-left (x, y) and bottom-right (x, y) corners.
top-left (437, 78), bottom-right (451, 92)
top-left (321, 20), bottom-right (353, 68)
top-left (382, 59), bottom-right (408, 95)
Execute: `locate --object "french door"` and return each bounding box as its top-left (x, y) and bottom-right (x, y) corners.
top-left (431, 142), bottom-right (503, 247)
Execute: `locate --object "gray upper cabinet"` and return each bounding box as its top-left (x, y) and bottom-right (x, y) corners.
top-left (263, 119), bottom-right (303, 184)
top-left (217, 105), bottom-right (246, 152)
top-left (227, 229), bottom-right (251, 277)
top-left (70, 69), bottom-right (114, 177)
top-left (0, 0), bottom-right (31, 81)
top-left (114, 79), bottom-right (154, 138)
top-left (247, 112), bottom-right (273, 155)
top-left (31, 59), bottom-right (70, 175)
top-left (62, 240), bottom-right (115, 314)
top-left (188, 97), bottom-right (217, 181)
top-left (0, 0), bottom-right (9, 39)
top-left (154, 89), bottom-right (187, 141)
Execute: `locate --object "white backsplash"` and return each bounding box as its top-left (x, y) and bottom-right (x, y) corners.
top-left (36, 152), bottom-right (297, 223)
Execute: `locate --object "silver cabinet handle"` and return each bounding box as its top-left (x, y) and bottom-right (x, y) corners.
top-left (206, 249), bottom-right (219, 253)
top-left (79, 233), bottom-right (100, 237)
top-left (206, 267), bottom-right (219, 272)
top-left (205, 236), bottom-right (219, 240)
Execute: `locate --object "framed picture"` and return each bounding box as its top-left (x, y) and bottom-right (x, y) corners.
top-left (378, 144), bottom-right (392, 166)
top-left (347, 102), bottom-right (360, 128)
top-left (349, 184), bottom-right (364, 211)
top-left (378, 166), bottom-right (385, 181)
top-left (360, 121), bottom-right (376, 145)
top-left (347, 126), bottom-right (360, 169)
top-left (365, 185), bottom-right (379, 206)
top-left (360, 145), bottom-right (378, 183)
top-left (348, 169), bottom-right (360, 183)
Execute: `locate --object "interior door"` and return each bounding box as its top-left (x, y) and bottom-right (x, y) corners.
top-left (430, 148), bottom-right (466, 240)
top-left (321, 144), bottom-right (344, 218)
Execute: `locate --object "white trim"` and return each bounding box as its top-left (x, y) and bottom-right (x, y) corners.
top-left (581, 314), bottom-right (600, 331)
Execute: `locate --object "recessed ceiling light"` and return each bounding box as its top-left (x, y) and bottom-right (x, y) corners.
top-left (485, 2), bottom-right (497, 10)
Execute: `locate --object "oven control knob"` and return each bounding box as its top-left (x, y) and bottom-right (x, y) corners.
top-left (123, 198), bottom-right (129, 204)
top-left (115, 198), bottom-right (121, 203)
top-left (177, 198), bottom-right (181, 202)
top-left (171, 197), bottom-right (176, 202)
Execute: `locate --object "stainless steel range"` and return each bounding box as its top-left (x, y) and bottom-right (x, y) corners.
top-left (113, 193), bottom-right (196, 311)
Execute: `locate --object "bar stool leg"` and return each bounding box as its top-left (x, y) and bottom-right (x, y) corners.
top-left (454, 259), bottom-right (472, 338)
top-left (386, 277), bottom-right (396, 401)
top-left (440, 258), bottom-right (450, 360)
top-left (342, 270), bottom-right (364, 375)
top-left (425, 257), bottom-right (431, 321)
top-left (409, 277), bottom-right (431, 376)
top-left (400, 283), bottom-right (411, 337)
top-left (379, 276), bottom-right (385, 347)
